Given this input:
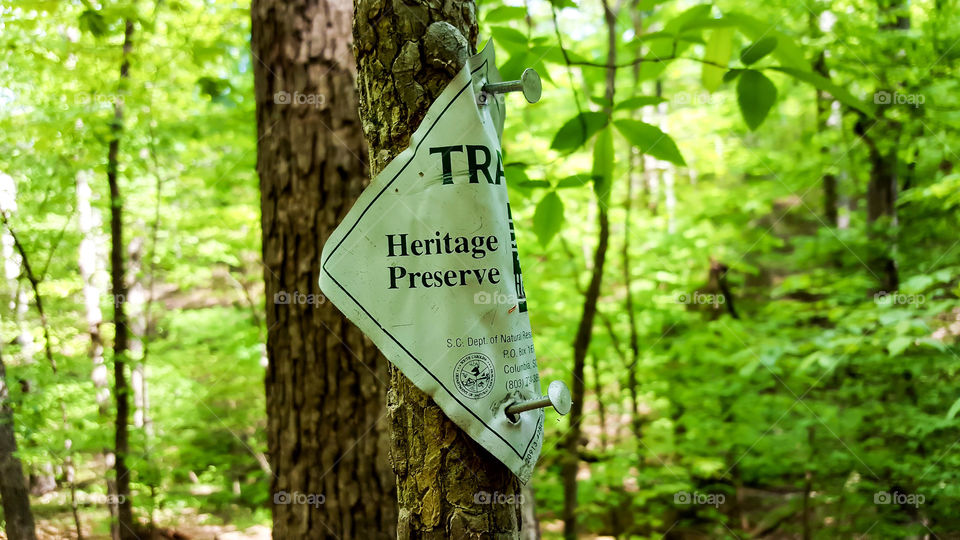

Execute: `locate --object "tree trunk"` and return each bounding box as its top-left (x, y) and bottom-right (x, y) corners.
top-left (864, 0), bottom-right (907, 292)
top-left (252, 0), bottom-right (397, 537)
top-left (77, 170), bottom-right (121, 535)
top-left (562, 2), bottom-right (616, 538)
top-left (813, 51), bottom-right (838, 227)
top-left (107, 17), bottom-right (136, 540)
top-left (352, 1), bottom-right (523, 538)
top-left (0, 342), bottom-right (38, 540)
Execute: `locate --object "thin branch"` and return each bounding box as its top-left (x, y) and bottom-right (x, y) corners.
top-left (0, 210), bottom-right (56, 372)
top-left (567, 53), bottom-right (731, 70)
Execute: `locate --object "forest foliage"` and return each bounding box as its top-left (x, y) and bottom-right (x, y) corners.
top-left (1, 0), bottom-right (960, 537)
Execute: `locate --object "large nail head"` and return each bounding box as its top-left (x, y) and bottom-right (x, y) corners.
top-left (547, 380), bottom-right (571, 415)
top-left (519, 68), bottom-right (542, 103)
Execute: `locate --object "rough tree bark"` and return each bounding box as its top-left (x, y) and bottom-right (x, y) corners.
top-left (352, 1), bottom-right (523, 537)
top-left (107, 17), bottom-right (136, 540)
top-left (0, 341), bottom-right (38, 540)
top-left (252, 0), bottom-right (397, 537)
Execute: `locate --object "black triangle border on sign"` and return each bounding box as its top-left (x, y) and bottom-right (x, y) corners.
top-left (322, 58), bottom-right (543, 460)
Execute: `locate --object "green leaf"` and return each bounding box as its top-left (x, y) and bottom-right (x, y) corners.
top-left (79, 9), bottom-right (107, 36)
top-left (612, 120), bottom-right (686, 166)
top-left (671, 4), bottom-right (714, 33)
top-left (590, 95), bottom-right (613, 108)
top-left (736, 70), bottom-right (777, 130)
top-left (592, 127), bottom-right (615, 203)
top-left (556, 175), bottom-right (591, 188)
top-left (533, 191), bottom-right (564, 246)
top-left (703, 27), bottom-right (734, 92)
top-left (489, 26), bottom-right (528, 49)
top-left (946, 396), bottom-right (960, 421)
top-left (516, 180), bottom-right (551, 189)
top-left (613, 96), bottom-right (667, 111)
top-left (887, 336), bottom-right (913, 357)
top-left (550, 112), bottom-right (609, 151)
top-left (740, 37), bottom-right (778, 65)
top-left (723, 13), bottom-right (807, 69)
top-left (484, 6), bottom-right (527, 23)
top-left (769, 67), bottom-right (875, 116)
top-left (723, 69), bottom-right (743, 83)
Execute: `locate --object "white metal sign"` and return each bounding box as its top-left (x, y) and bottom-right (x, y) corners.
top-left (320, 43), bottom-right (543, 482)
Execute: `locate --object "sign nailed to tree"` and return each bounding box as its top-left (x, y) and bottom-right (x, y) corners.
top-left (320, 43), bottom-right (543, 482)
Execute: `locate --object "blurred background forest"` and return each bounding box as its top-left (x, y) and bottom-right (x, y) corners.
top-left (1, 0), bottom-right (960, 537)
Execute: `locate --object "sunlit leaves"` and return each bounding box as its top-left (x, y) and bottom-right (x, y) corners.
top-left (771, 67), bottom-right (875, 116)
top-left (736, 69), bottom-right (777, 130)
top-left (739, 37), bottom-right (777, 65)
top-left (533, 191), bottom-right (564, 246)
top-left (550, 112), bottom-right (609, 151)
top-left (612, 120), bottom-right (685, 166)
top-left (702, 27), bottom-right (734, 92)
top-left (887, 336), bottom-right (912, 356)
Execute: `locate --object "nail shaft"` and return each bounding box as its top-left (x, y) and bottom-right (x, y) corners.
top-left (482, 68), bottom-right (542, 104)
top-left (506, 397), bottom-right (552, 416)
top-left (484, 80), bottom-right (525, 93)
top-left (504, 380), bottom-right (571, 418)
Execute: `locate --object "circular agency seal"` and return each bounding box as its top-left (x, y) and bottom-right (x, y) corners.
top-left (454, 352), bottom-right (496, 399)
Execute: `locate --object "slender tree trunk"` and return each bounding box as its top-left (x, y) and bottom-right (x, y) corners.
top-left (77, 171), bottom-right (121, 534)
top-left (814, 52), bottom-right (838, 227)
top-left (0, 342), bottom-right (38, 540)
top-left (590, 354), bottom-right (607, 451)
top-left (252, 0), bottom-right (397, 536)
top-left (352, 2), bottom-right (523, 537)
top-left (519, 484), bottom-right (541, 540)
top-left (623, 140), bottom-right (644, 466)
top-left (864, 0), bottom-right (907, 292)
top-left (562, 2), bottom-right (616, 538)
top-left (107, 17), bottom-right (136, 540)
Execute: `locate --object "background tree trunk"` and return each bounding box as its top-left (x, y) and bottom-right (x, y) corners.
top-left (562, 1), bottom-right (616, 537)
top-left (77, 170), bottom-right (121, 535)
top-left (252, 0), bottom-right (397, 537)
top-left (0, 343), bottom-right (38, 540)
top-left (107, 17), bottom-right (136, 540)
top-left (352, 1), bottom-right (523, 537)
